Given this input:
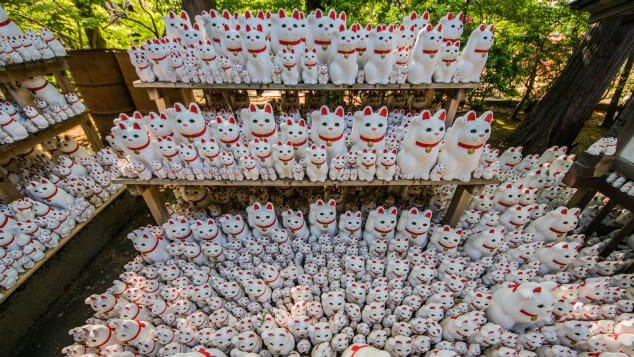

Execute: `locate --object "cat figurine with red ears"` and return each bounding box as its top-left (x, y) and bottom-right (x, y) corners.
top-left (329, 23), bottom-right (359, 85)
top-left (172, 102), bottom-right (212, 144)
top-left (308, 199), bottom-right (337, 238)
top-left (455, 24), bottom-right (494, 83)
top-left (439, 12), bottom-right (464, 45)
top-left (244, 103), bottom-right (277, 142)
top-left (244, 24), bottom-right (272, 83)
top-left (28, 178), bottom-right (75, 210)
top-left (311, 105), bottom-right (347, 160)
top-left (271, 8), bottom-right (305, 55)
top-left (364, 25), bottom-right (395, 84)
top-left (307, 9), bottom-right (341, 64)
top-left (350, 106), bottom-right (389, 153)
top-left (114, 119), bottom-right (160, 170)
top-left (434, 111), bottom-right (492, 182)
top-left (397, 109), bottom-right (446, 179)
top-left (162, 10), bottom-right (191, 39)
top-left (246, 202), bottom-right (280, 239)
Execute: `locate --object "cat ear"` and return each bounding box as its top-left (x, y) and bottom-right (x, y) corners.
top-left (363, 106), bottom-right (373, 116)
top-left (278, 9), bottom-right (286, 19)
top-left (339, 12), bottom-right (346, 21)
top-left (320, 106), bottom-right (329, 116)
top-left (264, 103), bottom-right (273, 114)
top-left (481, 111), bottom-right (493, 123)
top-left (335, 106), bottom-right (344, 117)
top-left (378, 107), bottom-right (388, 118)
top-left (292, 9), bottom-right (301, 20)
top-left (421, 110), bottom-right (431, 120)
top-left (249, 104), bottom-right (258, 112)
top-left (447, 12), bottom-right (454, 20)
top-left (466, 111), bottom-right (477, 121)
top-left (437, 110), bottom-right (446, 121)
top-left (189, 103), bottom-right (200, 114)
top-left (132, 122), bottom-right (142, 130)
top-left (339, 24), bottom-right (345, 32)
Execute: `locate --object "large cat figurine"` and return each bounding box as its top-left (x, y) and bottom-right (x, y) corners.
top-left (397, 109), bottom-right (446, 179)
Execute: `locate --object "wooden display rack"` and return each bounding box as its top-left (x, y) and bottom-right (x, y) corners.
top-left (128, 79), bottom-right (488, 226)
top-left (0, 187), bottom-right (126, 304)
top-left (0, 57), bottom-right (104, 202)
top-left (115, 178), bottom-right (498, 226)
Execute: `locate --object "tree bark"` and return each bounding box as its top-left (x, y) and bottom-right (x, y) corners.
top-left (602, 53), bottom-right (633, 127)
top-left (305, 0), bottom-right (322, 12)
top-left (609, 94), bottom-right (633, 137)
top-left (181, 0), bottom-right (216, 16)
top-left (505, 17), bottom-right (634, 153)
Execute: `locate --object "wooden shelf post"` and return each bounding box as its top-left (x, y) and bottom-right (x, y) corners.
top-left (0, 173), bottom-right (21, 201)
top-left (129, 184), bottom-right (169, 224)
top-left (444, 89), bottom-right (466, 127)
top-left (443, 184), bottom-right (477, 227)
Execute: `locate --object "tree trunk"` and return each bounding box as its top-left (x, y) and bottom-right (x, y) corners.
top-left (74, 0), bottom-right (107, 48)
top-left (182, 0), bottom-right (216, 15)
top-left (602, 53), bottom-right (633, 127)
top-left (609, 94), bottom-right (633, 137)
top-left (510, 40), bottom-right (546, 122)
top-left (505, 17), bottom-right (634, 153)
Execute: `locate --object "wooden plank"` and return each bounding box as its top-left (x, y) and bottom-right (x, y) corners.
top-left (0, 187), bottom-right (125, 305)
top-left (53, 70), bottom-right (75, 93)
top-left (600, 217), bottom-right (634, 257)
top-left (80, 115), bottom-right (104, 150)
top-left (585, 199), bottom-right (616, 234)
top-left (133, 80), bottom-right (482, 91)
top-left (443, 185), bottom-right (474, 227)
top-left (0, 57), bottom-right (69, 83)
top-left (0, 173), bottom-right (21, 201)
top-left (0, 113), bottom-right (89, 159)
top-left (138, 185), bottom-right (170, 225)
top-left (444, 89), bottom-right (466, 127)
top-left (113, 178), bottom-right (498, 187)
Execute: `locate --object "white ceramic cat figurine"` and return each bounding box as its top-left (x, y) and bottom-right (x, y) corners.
top-left (439, 12), bottom-right (464, 45)
top-left (376, 148), bottom-right (397, 181)
top-left (356, 148), bottom-right (377, 181)
top-left (144, 39), bottom-right (175, 82)
top-left (271, 9), bottom-right (305, 55)
top-left (221, 24), bottom-right (246, 66)
top-left (244, 24), bottom-right (272, 83)
top-left (455, 24), bottom-right (494, 83)
top-left (305, 144), bottom-right (328, 182)
top-left (434, 111), bottom-right (492, 182)
top-left (114, 119), bottom-right (159, 170)
top-left (309, 199), bottom-right (338, 238)
top-left (301, 48), bottom-right (318, 84)
top-left (281, 49), bottom-right (300, 84)
top-left (0, 110), bottom-right (28, 140)
top-left (244, 103), bottom-right (277, 142)
top-left (311, 105), bottom-right (347, 160)
top-left (433, 40), bottom-right (459, 83)
top-left (350, 106), bottom-right (389, 153)
top-left (273, 140), bottom-right (295, 179)
top-left (364, 25), bottom-right (395, 84)
top-left (213, 115), bottom-right (242, 152)
top-left (397, 109), bottom-right (446, 179)
top-left (329, 24), bottom-right (358, 85)
top-left (307, 9), bottom-right (339, 64)
top-left (279, 118), bottom-right (309, 160)
top-left (172, 102), bottom-right (212, 144)
top-left (407, 24), bottom-right (442, 84)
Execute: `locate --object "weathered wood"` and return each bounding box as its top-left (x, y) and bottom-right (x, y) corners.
top-left (114, 178), bottom-right (499, 187)
top-left (52, 70), bottom-right (75, 93)
top-left (80, 115), bottom-right (104, 150)
top-left (0, 187), bottom-right (125, 304)
top-left (443, 185), bottom-right (474, 227)
top-left (585, 199), bottom-right (616, 235)
top-left (140, 185), bottom-right (170, 224)
top-left (0, 57), bottom-right (69, 83)
top-left (133, 80), bottom-right (482, 91)
top-left (0, 113), bottom-right (89, 159)
top-left (444, 89), bottom-right (465, 127)
top-left (600, 216), bottom-right (634, 256)
top-left (0, 173), bottom-right (21, 201)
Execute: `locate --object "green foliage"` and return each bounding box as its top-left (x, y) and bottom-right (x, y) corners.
top-left (4, 0), bottom-right (589, 104)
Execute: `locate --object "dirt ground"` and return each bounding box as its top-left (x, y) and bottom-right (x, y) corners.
top-left (12, 210), bottom-right (154, 357)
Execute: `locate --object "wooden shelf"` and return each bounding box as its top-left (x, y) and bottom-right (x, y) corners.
top-left (0, 57), bottom-right (69, 83)
top-left (0, 112), bottom-right (89, 158)
top-left (0, 187), bottom-right (125, 305)
top-left (133, 80), bottom-right (482, 91)
top-left (113, 178), bottom-right (498, 187)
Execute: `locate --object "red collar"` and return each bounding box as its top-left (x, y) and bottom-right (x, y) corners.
top-left (64, 144), bottom-right (80, 155)
top-left (220, 135), bottom-right (240, 145)
top-left (458, 142), bottom-right (484, 150)
top-left (474, 48), bottom-right (489, 53)
top-left (40, 186), bottom-right (59, 201)
top-left (188, 191), bottom-right (208, 204)
top-left (422, 49), bottom-right (438, 54)
top-left (0, 18), bottom-right (12, 27)
top-left (374, 49), bottom-right (391, 55)
top-left (380, 162), bottom-right (394, 167)
top-left (319, 131), bottom-right (344, 143)
top-left (395, 61), bottom-right (406, 65)
top-left (357, 47), bottom-right (367, 52)
top-left (442, 38), bottom-right (458, 43)
top-left (360, 134), bottom-right (384, 143)
top-left (338, 49), bottom-right (356, 55)
top-left (152, 54), bottom-right (168, 62)
top-left (128, 137), bottom-right (151, 152)
top-left (304, 62), bottom-right (317, 68)
top-left (438, 241), bottom-right (456, 250)
top-left (227, 47), bottom-right (242, 52)
top-left (1, 118), bottom-right (16, 127)
top-left (311, 159), bottom-right (326, 166)
top-left (316, 217), bottom-right (335, 225)
top-left (442, 58), bottom-right (456, 63)
top-left (405, 227), bottom-right (425, 237)
top-left (279, 39), bottom-right (301, 46)
top-left (256, 217), bottom-right (277, 229)
top-left (45, 38), bottom-right (55, 43)
top-left (252, 128), bottom-right (276, 138)
top-left (279, 156), bottom-right (294, 162)
top-left (284, 63), bottom-right (296, 69)
top-left (140, 236), bottom-right (162, 255)
top-left (202, 56), bottom-right (216, 62)
top-left (172, 63), bottom-right (184, 70)
top-left (549, 227), bottom-right (567, 234)
top-left (124, 321), bottom-right (146, 342)
top-left (184, 153), bottom-right (200, 163)
top-left (198, 349), bottom-right (214, 357)
top-left (97, 327), bottom-right (114, 347)
top-left (163, 151), bottom-right (178, 158)
top-left (552, 259), bottom-right (567, 267)
top-left (28, 82), bottom-right (49, 92)
top-left (315, 39), bottom-right (331, 46)
top-left (482, 243), bottom-right (497, 250)
top-left (264, 270), bottom-right (280, 284)
top-left (204, 152), bottom-right (219, 160)
top-left (213, 38), bottom-right (221, 43)
top-left (361, 162), bottom-right (374, 169)
top-left (181, 126), bottom-right (207, 139)
top-left (374, 226), bottom-right (392, 234)
top-left (415, 140), bottom-right (441, 148)
top-left (519, 309), bottom-right (538, 318)
top-left (248, 46), bottom-right (267, 54)
top-left (200, 229), bottom-right (219, 241)
top-left (174, 230), bottom-right (192, 241)
top-left (288, 221), bottom-right (305, 232)
top-left (292, 138), bottom-right (307, 147)
top-left (0, 234), bottom-right (14, 248)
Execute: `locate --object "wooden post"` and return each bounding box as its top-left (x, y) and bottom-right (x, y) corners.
top-left (135, 185), bottom-right (170, 225)
top-left (566, 186), bottom-right (598, 209)
top-left (423, 89), bottom-right (435, 107)
top-left (81, 115), bottom-right (104, 150)
top-left (444, 185), bottom-right (474, 227)
top-left (0, 173), bottom-right (21, 201)
top-left (585, 199), bottom-right (616, 235)
top-left (600, 217), bottom-right (634, 257)
top-left (53, 70), bottom-right (75, 93)
top-left (146, 88), bottom-right (168, 112)
top-left (445, 89), bottom-right (465, 127)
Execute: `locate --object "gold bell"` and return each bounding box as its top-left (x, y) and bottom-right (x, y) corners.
top-left (430, 54), bottom-right (435, 58)
top-left (425, 147), bottom-right (432, 153)
top-left (381, 233), bottom-right (386, 237)
top-left (446, 62), bottom-right (451, 67)
top-left (327, 141), bottom-right (332, 147)
top-left (316, 164), bottom-right (321, 169)
top-left (262, 228), bottom-right (267, 232)
top-left (481, 53), bottom-right (486, 58)
top-left (252, 53), bottom-right (257, 58)
top-left (531, 316), bottom-right (537, 321)
top-left (344, 54), bottom-right (349, 59)
top-left (283, 161), bottom-right (288, 166)
top-left (261, 158), bottom-right (266, 162)
top-left (134, 150), bottom-right (140, 155)
top-left (557, 233), bottom-right (563, 238)
top-left (368, 142), bottom-right (374, 148)
top-left (381, 54), bottom-right (386, 59)
top-left (322, 224), bottom-right (328, 228)
top-left (293, 146), bottom-right (298, 151)
top-left (233, 52), bottom-right (238, 56)
top-left (443, 248), bottom-right (449, 252)
top-left (322, 45), bottom-right (327, 51)
top-left (468, 149), bottom-right (475, 155)
top-left (287, 45), bottom-right (292, 50)
top-left (188, 138), bottom-right (194, 143)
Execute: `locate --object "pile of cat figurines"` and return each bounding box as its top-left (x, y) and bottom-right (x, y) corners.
top-left (110, 102), bottom-right (497, 183)
top-left (0, 136), bottom-right (124, 294)
top-left (0, 93), bottom-right (86, 144)
top-left (0, 5), bottom-right (67, 65)
top-left (65, 135), bottom-right (633, 357)
top-left (128, 8), bottom-right (492, 85)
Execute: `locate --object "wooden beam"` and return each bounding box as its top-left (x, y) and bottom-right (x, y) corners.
top-left (444, 89), bottom-right (466, 127)
top-left (137, 185), bottom-right (170, 224)
top-left (113, 178), bottom-right (499, 187)
top-left (0, 57), bottom-right (69, 83)
top-left (0, 173), bottom-right (21, 201)
top-left (443, 185), bottom-right (475, 227)
top-left (600, 217), bottom-right (634, 257)
top-left (80, 115), bottom-right (104, 150)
